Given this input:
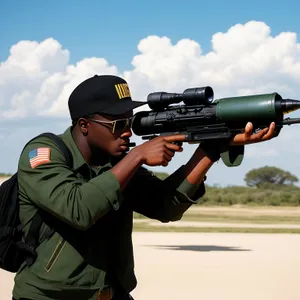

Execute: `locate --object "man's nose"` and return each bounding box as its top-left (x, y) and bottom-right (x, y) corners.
top-left (121, 127), bottom-right (132, 138)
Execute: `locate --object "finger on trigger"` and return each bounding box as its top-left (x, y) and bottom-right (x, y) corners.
top-left (164, 134), bottom-right (186, 142)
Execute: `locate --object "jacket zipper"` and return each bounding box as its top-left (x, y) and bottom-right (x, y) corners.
top-left (45, 238), bottom-right (66, 272)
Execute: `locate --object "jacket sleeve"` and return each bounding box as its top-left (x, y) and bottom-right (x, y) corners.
top-left (18, 137), bottom-right (122, 231)
top-left (123, 166), bottom-right (206, 222)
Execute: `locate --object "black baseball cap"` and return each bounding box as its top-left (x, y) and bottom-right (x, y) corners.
top-left (68, 75), bottom-right (146, 120)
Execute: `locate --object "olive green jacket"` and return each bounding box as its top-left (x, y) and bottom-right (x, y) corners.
top-left (13, 127), bottom-right (206, 300)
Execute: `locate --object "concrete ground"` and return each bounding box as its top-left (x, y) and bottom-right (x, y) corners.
top-left (1, 232), bottom-right (300, 300)
top-left (131, 232), bottom-right (300, 300)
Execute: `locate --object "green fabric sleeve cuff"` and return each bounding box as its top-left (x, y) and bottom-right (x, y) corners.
top-left (164, 166), bottom-right (206, 204)
top-left (177, 179), bottom-right (206, 203)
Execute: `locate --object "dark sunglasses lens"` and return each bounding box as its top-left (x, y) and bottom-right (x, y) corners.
top-left (115, 120), bottom-right (128, 132)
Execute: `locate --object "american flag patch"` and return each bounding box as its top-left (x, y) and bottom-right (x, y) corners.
top-left (28, 148), bottom-right (51, 169)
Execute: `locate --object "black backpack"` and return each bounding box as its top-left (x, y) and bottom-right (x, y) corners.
top-left (0, 132), bottom-right (72, 273)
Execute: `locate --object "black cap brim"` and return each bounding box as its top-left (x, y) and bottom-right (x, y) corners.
top-left (99, 100), bottom-right (147, 115)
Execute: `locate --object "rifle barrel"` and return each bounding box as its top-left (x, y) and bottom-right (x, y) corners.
top-left (281, 117), bottom-right (300, 125)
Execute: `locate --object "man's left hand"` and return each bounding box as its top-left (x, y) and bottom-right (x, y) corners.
top-left (230, 122), bottom-right (276, 146)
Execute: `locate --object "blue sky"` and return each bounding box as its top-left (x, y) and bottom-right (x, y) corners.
top-left (1, 0), bottom-right (300, 186)
top-left (1, 0), bottom-right (299, 70)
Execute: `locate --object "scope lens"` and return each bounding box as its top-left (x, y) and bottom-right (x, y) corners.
top-left (183, 86), bottom-right (214, 105)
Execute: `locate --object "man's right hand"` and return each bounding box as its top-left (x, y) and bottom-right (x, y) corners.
top-left (131, 135), bottom-right (185, 167)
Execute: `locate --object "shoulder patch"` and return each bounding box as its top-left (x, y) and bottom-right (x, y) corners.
top-left (28, 147), bottom-right (51, 169)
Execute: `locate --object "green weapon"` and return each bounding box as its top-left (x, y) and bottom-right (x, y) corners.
top-left (131, 87), bottom-right (300, 166)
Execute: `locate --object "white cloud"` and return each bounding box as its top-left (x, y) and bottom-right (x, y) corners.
top-left (246, 146), bottom-right (278, 158)
top-left (38, 58), bottom-right (119, 117)
top-left (1, 21), bottom-right (300, 186)
top-left (2, 21), bottom-right (300, 118)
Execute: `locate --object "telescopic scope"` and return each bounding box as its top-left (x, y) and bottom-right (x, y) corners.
top-left (147, 86), bottom-right (214, 110)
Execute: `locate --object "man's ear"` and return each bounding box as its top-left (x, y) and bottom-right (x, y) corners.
top-left (78, 118), bottom-right (89, 136)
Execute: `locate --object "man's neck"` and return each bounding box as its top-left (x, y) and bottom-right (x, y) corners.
top-left (71, 127), bottom-right (110, 167)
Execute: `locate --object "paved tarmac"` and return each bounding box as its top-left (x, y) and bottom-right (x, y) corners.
top-left (130, 232), bottom-right (300, 300)
top-left (1, 232), bottom-right (300, 300)
top-left (135, 219), bottom-right (300, 228)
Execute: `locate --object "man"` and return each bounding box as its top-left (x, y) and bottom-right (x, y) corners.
top-left (12, 75), bottom-right (275, 300)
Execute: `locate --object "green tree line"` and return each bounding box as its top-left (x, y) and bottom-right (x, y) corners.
top-left (154, 166), bottom-right (300, 206)
top-left (0, 173), bottom-right (13, 177)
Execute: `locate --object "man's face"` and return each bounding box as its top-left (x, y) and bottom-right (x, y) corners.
top-left (83, 112), bottom-right (133, 156)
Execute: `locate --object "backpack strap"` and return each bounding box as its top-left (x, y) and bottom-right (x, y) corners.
top-left (38, 132), bottom-right (73, 168)
top-left (21, 132), bottom-right (73, 266)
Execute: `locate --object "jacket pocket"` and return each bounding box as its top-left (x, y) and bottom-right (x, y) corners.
top-left (45, 237), bottom-right (66, 272)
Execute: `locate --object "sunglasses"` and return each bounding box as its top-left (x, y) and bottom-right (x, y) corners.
top-left (88, 117), bottom-right (133, 134)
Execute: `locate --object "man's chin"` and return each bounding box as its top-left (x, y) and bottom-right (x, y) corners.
top-left (112, 149), bottom-right (127, 156)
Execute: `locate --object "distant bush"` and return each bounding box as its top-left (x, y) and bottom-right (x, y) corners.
top-left (244, 166), bottom-right (298, 187)
top-left (199, 185), bottom-right (300, 206)
top-left (0, 173), bottom-right (12, 177)
top-left (152, 171), bottom-right (300, 206)
top-left (153, 172), bottom-right (169, 180)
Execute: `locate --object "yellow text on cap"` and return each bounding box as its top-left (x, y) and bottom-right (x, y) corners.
top-left (115, 83), bottom-right (131, 99)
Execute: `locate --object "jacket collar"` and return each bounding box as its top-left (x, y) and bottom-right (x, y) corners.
top-left (59, 127), bottom-right (113, 175)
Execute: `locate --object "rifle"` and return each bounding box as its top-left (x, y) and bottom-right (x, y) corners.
top-left (131, 87), bottom-right (300, 167)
